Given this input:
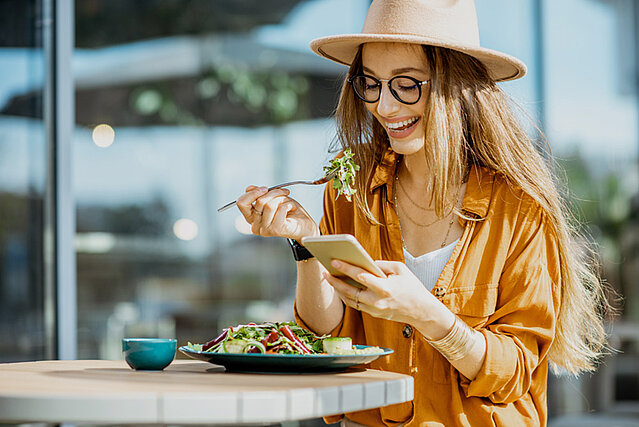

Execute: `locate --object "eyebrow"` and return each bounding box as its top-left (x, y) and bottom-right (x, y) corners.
top-left (362, 66), bottom-right (426, 76)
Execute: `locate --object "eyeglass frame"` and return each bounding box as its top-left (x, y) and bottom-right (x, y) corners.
top-left (347, 74), bottom-right (430, 105)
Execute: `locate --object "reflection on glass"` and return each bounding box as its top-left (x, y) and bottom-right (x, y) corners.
top-left (0, 0), bottom-right (47, 361)
top-left (73, 0), bottom-right (358, 360)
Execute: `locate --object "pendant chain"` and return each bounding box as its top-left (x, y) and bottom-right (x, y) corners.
top-left (393, 170), bottom-right (463, 248)
top-left (396, 167), bottom-right (435, 211)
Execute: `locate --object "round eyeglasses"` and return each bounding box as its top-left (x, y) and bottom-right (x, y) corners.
top-left (348, 74), bottom-right (430, 105)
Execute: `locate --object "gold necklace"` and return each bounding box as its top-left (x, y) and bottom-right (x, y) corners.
top-left (439, 210), bottom-right (457, 248)
top-left (396, 194), bottom-right (447, 227)
top-left (396, 172), bottom-right (436, 211)
top-left (393, 174), bottom-right (463, 248)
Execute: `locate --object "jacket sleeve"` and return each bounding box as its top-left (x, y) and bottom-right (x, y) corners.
top-left (459, 202), bottom-right (561, 403)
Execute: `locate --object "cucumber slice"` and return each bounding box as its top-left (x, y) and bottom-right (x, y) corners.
top-left (322, 337), bottom-right (353, 354)
top-left (245, 340), bottom-right (266, 354)
top-left (223, 339), bottom-right (248, 353)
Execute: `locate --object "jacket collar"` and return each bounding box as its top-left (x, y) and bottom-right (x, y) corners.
top-left (368, 147), bottom-right (493, 218)
top-left (369, 146), bottom-right (399, 194)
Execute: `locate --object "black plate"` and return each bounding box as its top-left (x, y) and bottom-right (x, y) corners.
top-left (178, 345), bottom-right (393, 373)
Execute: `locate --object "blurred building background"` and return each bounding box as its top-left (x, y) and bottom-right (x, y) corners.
top-left (0, 0), bottom-right (638, 425)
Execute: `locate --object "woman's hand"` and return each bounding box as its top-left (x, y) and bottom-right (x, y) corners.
top-left (236, 185), bottom-right (319, 242)
top-left (237, 187), bottom-right (342, 335)
top-left (323, 260), bottom-right (455, 340)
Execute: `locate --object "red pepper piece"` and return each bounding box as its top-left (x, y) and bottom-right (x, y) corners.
top-left (202, 330), bottom-right (228, 351)
top-left (261, 331), bottom-right (280, 348)
top-left (279, 325), bottom-right (312, 354)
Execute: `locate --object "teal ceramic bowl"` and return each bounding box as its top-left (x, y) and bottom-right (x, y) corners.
top-left (122, 338), bottom-right (177, 371)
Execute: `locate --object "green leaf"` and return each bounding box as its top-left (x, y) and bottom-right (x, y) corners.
top-left (323, 148), bottom-right (360, 201)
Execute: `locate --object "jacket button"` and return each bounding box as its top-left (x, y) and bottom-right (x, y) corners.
top-left (402, 324), bottom-right (413, 338)
top-left (433, 287), bottom-right (446, 298)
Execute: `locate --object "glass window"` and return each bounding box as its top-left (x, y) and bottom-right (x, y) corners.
top-left (73, 0), bottom-right (369, 359)
top-left (0, 0), bottom-right (47, 361)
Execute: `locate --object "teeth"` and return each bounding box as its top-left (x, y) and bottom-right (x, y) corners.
top-left (386, 117), bottom-right (418, 130)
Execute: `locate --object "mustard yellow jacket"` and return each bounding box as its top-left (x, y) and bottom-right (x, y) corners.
top-left (297, 148), bottom-right (560, 426)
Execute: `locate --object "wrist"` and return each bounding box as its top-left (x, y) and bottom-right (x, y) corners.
top-left (426, 316), bottom-right (482, 361)
top-left (293, 225), bottom-right (320, 245)
top-left (413, 300), bottom-right (456, 341)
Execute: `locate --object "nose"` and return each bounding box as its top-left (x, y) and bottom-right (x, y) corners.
top-left (375, 83), bottom-right (401, 117)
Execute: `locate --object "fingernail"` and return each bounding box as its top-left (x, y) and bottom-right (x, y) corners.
top-left (258, 187), bottom-right (268, 193)
top-left (331, 260), bottom-right (341, 268)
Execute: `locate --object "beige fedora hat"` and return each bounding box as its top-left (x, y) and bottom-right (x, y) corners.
top-left (310, 0), bottom-right (526, 82)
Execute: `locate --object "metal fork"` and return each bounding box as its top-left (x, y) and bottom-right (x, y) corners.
top-left (217, 170), bottom-right (337, 213)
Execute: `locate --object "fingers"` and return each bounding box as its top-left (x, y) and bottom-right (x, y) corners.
top-left (254, 196), bottom-right (295, 236)
top-left (251, 189), bottom-right (290, 234)
top-left (271, 200), bottom-right (296, 231)
top-left (236, 186), bottom-right (291, 228)
top-left (237, 186), bottom-right (268, 221)
top-left (253, 188), bottom-right (290, 218)
top-left (374, 260), bottom-right (406, 275)
top-left (329, 260), bottom-right (384, 291)
top-left (321, 272), bottom-right (365, 310)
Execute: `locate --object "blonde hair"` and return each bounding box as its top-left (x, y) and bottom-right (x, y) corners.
top-left (333, 45), bottom-right (611, 374)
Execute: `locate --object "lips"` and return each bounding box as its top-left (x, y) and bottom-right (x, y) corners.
top-left (385, 116), bottom-right (420, 138)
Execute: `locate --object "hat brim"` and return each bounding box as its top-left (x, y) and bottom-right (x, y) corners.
top-left (310, 34), bottom-right (526, 82)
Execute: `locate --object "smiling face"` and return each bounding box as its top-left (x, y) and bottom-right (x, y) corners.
top-left (361, 42), bottom-right (431, 156)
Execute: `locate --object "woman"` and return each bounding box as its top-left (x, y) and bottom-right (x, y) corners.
top-left (236, 1), bottom-right (609, 425)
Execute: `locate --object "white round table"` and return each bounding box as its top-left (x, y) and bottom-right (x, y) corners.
top-left (0, 359), bottom-right (414, 425)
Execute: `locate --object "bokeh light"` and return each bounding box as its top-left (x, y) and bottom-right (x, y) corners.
top-left (173, 218), bottom-right (199, 241)
top-left (133, 89), bottom-right (163, 115)
top-left (92, 124), bottom-right (115, 148)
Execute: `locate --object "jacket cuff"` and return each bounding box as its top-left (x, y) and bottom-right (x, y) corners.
top-left (461, 329), bottom-right (517, 398)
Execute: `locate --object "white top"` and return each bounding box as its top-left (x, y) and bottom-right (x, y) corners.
top-left (403, 239), bottom-right (459, 291)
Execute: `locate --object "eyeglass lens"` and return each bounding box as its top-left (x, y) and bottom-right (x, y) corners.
top-left (351, 75), bottom-right (422, 104)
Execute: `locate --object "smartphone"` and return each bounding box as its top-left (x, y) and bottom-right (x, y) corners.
top-left (301, 234), bottom-right (385, 288)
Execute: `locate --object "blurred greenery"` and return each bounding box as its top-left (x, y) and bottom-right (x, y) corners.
top-left (557, 147), bottom-right (638, 318)
top-left (559, 148), bottom-right (632, 243)
top-left (128, 64), bottom-right (311, 126)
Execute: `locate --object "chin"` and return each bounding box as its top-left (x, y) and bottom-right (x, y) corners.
top-left (388, 137), bottom-right (425, 156)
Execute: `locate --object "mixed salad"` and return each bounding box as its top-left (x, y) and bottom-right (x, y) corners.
top-left (186, 321), bottom-right (383, 355)
top-left (324, 149), bottom-right (360, 201)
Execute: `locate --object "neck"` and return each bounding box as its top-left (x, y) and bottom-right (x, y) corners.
top-left (399, 148), bottom-right (431, 188)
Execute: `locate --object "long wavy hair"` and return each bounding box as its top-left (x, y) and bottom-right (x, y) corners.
top-left (333, 45), bottom-right (611, 374)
